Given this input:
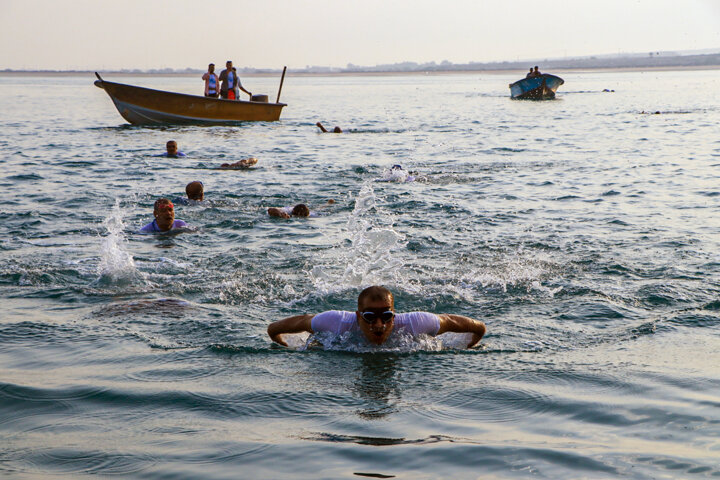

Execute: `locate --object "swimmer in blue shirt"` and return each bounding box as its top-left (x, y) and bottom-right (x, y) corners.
top-left (267, 285), bottom-right (486, 348)
top-left (138, 198), bottom-right (189, 233)
top-left (157, 140), bottom-right (186, 158)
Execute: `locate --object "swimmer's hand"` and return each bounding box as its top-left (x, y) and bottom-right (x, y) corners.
top-left (437, 314), bottom-right (487, 348)
top-left (267, 314), bottom-right (315, 347)
top-left (270, 334), bottom-right (289, 347)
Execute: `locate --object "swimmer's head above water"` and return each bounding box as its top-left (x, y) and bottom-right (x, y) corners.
top-left (153, 198), bottom-right (175, 230)
top-left (355, 285), bottom-right (396, 344)
top-left (185, 181), bottom-right (204, 201)
top-left (266, 285), bottom-right (486, 348)
top-left (291, 204), bottom-right (310, 217)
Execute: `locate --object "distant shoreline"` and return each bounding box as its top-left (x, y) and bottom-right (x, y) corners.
top-left (1, 64), bottom-right (720, 78)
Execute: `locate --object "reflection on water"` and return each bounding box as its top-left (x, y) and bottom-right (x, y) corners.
top-left (352, 354), bottom-right (401, 419)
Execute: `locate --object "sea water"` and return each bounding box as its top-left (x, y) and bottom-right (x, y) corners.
top-left (0, 70), bottom-right (719, 479)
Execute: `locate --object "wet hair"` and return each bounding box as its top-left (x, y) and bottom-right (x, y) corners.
top-left (166, 140), bottom-right (177, 148)
top-left (209, 63), bottom-right (214, 67)
top-left (291, 204), bottom-right (310, 217)
top-left (357, 285), bottom-right (394, 310)
top-left (185, 181), bottom-right (204, 201)
top-left (153, 197), bottom-right (173, 211)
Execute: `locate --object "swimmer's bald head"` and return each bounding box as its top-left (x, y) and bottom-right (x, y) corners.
top-left (357, 285), bottom-right (394, 311)
top-left (186, 181), bottom-right (204, 201)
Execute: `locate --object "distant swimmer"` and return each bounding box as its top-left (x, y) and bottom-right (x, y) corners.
top-left (157, 140), bottom-right (186, 158)
top-left (202, 63), bottom-right (219, 98)
top-left (316, 122), bottom-right (342, 133)
top-left (268, 203), bottom-right (314, 219)
top-left (267, 200), bottom-right (334, 219)
top-left (377, 164), bottom-right (416, 183)
top-left (173, 181), bottom-right (204, 205)
top-left (138, 198), bottom-right (189, 233)
top-left (267, 285), bottom-right (487, 348)
top-left (220, 157), bottom-right (258, 169)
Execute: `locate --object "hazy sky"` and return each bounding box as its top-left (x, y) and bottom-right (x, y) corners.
top-left (1, 0), bottom-right (719, 70)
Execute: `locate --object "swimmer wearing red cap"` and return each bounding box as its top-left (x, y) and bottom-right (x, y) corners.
top-left (138, 198), bottom-right (189, 233)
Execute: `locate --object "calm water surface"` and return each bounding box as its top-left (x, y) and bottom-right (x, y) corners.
top-left (1, 70), bottom-right (719, 479)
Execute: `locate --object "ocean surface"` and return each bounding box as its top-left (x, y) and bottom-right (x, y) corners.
top-left (1, 69), bottom-right (719, 479)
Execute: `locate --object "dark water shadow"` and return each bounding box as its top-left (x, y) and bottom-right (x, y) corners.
top-left (350, 354), bottom-right (401, 419)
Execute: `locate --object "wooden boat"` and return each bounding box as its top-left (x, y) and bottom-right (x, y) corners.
top-left (509, 73), bottom-right (564, 100)
top-left (93, 71), bottom-right (287, 125)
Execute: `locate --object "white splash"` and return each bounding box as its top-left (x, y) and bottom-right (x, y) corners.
top-left (97, 199), bottom-right (140, 284)
top-left (377, 166), bottom-right (415, 183)
top-left (292, 328), bottom-right (473, 353)
top-left (310, 182), bottom-right (407, 293)
top-left (458, 248), bottom-right (563, 297)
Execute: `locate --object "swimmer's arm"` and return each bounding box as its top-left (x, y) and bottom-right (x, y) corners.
top-left (267, 314), bottom-right (315, 347)
top-left (436, 314), bottom-right (486, 348)
top-left (268, 207), bottom-right (290, 219)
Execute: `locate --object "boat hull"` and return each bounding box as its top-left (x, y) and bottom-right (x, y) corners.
top-left (509, 74), bottom-right (564, 100)
top-left (94, 75), bottom-right (286, 125)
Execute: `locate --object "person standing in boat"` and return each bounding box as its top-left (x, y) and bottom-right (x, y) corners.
top-left (202, 63), bottom-right (219, 98)
top-left (219, 61), bottom-right (252, 100)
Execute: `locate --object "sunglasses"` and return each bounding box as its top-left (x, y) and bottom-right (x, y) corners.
top-left (157, 202), bottom-right (174, 211)
top-left (361, 310), bottom-right (394, 324)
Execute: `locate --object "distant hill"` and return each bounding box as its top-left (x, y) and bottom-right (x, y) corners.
top-left (3, 50), bottom-right (720, 75)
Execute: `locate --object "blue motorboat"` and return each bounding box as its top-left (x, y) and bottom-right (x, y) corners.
top-left (509, 73), bottom-right (564, 100)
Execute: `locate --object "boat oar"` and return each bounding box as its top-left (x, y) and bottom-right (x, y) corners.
top-left (276, 66), bottom-right (287, 104)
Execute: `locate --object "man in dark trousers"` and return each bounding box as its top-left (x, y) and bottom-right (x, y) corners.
top-left (219, 60), bottom-right (252, 100)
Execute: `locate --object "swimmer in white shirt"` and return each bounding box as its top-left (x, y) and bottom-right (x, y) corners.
top-left (267, 285), bottom-right (486, 348)
top-left (267, 200), bottom-right (334, 219)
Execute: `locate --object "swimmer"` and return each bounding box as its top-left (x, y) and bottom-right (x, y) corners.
top-left (267, 285), bottom-right (486, 348)
top-left (157, 140), bottom-right (186, 158)
top-left (138, 198), bottom-right (189, 233)
top-left (267, 200), bottom-right (334, 219)
top-left (173, 181), bottom-right (204, 205)
top-left (268, 203), bottom-right (312, 219)
top-left (220, 157), bottom-right (258, 169)
top-left (378, 164), bottom-right (416, 183)
top-left (316, 122), bottom-right (342, 133)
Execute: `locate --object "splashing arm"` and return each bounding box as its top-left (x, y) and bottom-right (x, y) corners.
top-left (267, 314), bottom-right (315, 346)
top-left (268, 207), bottom-right (291, 219)
top-left (436, 314), bottom-right (486, 348)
